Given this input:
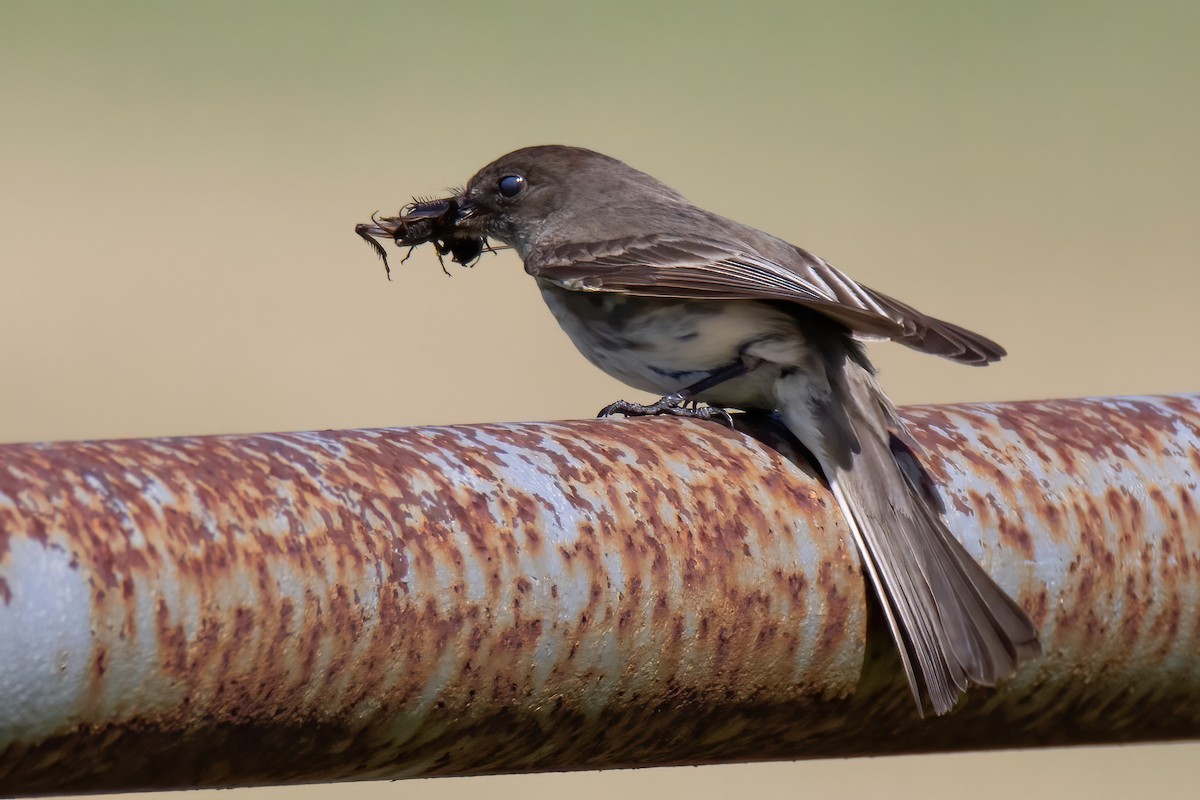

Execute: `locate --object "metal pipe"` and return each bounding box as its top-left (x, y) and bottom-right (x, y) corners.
top-left (0, 395), bottom-right (1197, 796)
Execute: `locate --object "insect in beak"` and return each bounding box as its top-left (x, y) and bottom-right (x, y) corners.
top-left (355, 194), bottom-right (486, 279)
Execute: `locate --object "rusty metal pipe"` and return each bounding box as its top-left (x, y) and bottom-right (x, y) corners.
top-left (1, 395), bottom-right (1198, 796)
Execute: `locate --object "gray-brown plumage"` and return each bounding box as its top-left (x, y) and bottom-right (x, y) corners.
top-left (365, 144), bottom-right (1040, 715)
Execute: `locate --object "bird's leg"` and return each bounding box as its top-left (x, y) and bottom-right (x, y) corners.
top-left (597, 360), bottom-right (753, 428)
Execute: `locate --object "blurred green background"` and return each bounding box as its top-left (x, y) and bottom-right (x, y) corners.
top-left (2, 1), bottom-right (1197, 798)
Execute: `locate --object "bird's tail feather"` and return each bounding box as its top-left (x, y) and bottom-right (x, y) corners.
top-left (776, 358), bottom-right (1040, 715)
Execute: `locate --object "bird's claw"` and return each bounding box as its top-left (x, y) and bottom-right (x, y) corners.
top-left (597, 395), bottom-right (735, 428)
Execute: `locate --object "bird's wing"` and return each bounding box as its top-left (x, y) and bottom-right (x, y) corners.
top-left (527, 233), bottom-right (1005, 365)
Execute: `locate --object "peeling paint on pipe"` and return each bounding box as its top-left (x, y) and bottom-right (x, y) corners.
top-left (0, 395), bottom-right (1198, 795)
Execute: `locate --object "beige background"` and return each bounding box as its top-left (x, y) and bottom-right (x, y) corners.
top-left (2, 1), bottom-right (1197, 798)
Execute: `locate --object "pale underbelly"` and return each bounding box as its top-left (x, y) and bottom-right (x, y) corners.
top-left (537, 282), bottom-right (810, 407)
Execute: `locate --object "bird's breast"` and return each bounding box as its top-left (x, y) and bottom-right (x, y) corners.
top-left (536, 280), bottom-right (808, 404)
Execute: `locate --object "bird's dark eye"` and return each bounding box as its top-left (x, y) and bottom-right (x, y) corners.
top-left (498, 175), bottom-right (526, 197)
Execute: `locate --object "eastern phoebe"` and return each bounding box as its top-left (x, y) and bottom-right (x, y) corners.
top-left (356, 145), bottom-right (1040, 715)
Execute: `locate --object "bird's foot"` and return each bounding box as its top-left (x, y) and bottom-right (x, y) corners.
top-left (597, 394), bottom-right (734, 428)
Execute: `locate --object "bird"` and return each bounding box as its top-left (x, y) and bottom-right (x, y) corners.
top-left (360, 144), bottom-right (1041, 715)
